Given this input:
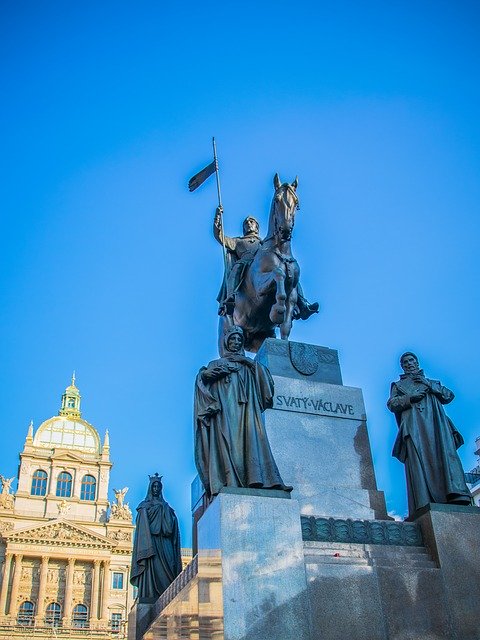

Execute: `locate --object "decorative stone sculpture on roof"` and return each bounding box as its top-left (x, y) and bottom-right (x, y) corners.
top-left (57, 499), bottom-right (71, 516)
top-left (109, 487), bottom-right (133, 522)
top-left (0, 474), bottom-right (15, 510)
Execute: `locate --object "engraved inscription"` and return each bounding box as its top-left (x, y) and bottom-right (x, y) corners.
top-left (275, 394), bottom-right (355, 416)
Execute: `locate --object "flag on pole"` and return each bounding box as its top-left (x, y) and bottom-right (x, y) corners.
top-left (188, 160), bottom-right (216, 192)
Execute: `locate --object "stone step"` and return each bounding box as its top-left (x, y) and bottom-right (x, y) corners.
top-left (305, 544), bottom-right (367, 558)
top-left (304, 540), bottom-right (437, 569)
top-left (305, 555), bottom-right (369, 566)
top-left (367, 555), bottom-right (436, 568)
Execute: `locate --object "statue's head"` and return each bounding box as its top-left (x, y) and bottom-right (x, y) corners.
top-left (224, 325), bottom-right (245, 354)
top-left (148, 473), bottom-right (163, 498)
top-left (400, 352), bottom-right (419, 374)
top-left (243, 216), bottom-right (259, 236)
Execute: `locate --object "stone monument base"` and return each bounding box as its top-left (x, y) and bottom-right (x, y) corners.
top-left (135, 501), bottom-right (480, 640)
top-left (197, 489), bottom-right (311, 640)
top-left (415, 503), bottom-right (480, 639)
top-left (131, 339), bottom-right (480, 639)
top-left (128, 602), bottom-right (155, 640)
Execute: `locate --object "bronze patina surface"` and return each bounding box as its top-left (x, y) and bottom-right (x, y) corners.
top-left (194, 326), bottom-right (291, 498)
top-left (214, 174), bottom-right (318, 352)
top-left (387, 352), bottom-right (471, 518)
top-left (130, 475), bottom-right (182, 601)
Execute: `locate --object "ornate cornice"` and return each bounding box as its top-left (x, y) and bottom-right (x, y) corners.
top-left (4, 519), bottom-right (117, 550)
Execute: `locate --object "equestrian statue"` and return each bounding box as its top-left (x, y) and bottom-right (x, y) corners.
top-left (214, 173), bottom-right (318, 352)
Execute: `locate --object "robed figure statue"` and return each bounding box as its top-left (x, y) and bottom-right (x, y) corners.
top-left (194, 325), bottom-right (291, 498)
top-left (387, 352), bottom-right (471, 518)
top-left (130, 475), bottom-right (182, 600)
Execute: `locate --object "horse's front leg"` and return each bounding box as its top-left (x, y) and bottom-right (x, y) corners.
top-left (269, 267), bottom-right (287, 325)
top-left (279, 289), bottom-right (297, 340)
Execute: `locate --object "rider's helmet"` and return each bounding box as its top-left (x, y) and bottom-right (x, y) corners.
top-left (242, 216), bottom-right (260, 236)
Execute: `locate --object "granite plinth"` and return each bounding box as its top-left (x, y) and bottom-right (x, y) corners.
top-left (198, 490), bottom-right (312, 640)
top-left (128, 602), bottom-right (154, 640)
top-left (266, 393), bottom-right (385, 518)
top-left (255, 339), bottom-right (388, 520)
top-left (415, 503), bottom-right (480, 640)
top-left (305, 541), bottom-right (454, 639)
top-left (256, 338), bottom-right (342, 384)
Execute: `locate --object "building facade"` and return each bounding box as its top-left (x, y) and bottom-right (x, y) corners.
top-left (467, 435), bottom-right (480, 506)
top-left (0, 377), bottom-right (135, 638)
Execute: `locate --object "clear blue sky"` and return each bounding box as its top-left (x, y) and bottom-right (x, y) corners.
top-left (1, 1), bottom-right (479, 543)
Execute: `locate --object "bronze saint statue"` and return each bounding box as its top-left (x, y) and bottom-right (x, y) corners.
top-left (130, 475), bottom-right (182, 600)
top-left (194, 325), bottom-right (292, 498)
top-left (215, 174), bottom-right (318, 352)
top-left (387, 352), bottom-right (471, 518)
top-left (214, 211), bottom-right (262, 316)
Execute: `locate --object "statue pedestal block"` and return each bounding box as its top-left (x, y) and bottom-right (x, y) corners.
top-left (128, 602), bottom-right (155, 640)
top-left (415, 503), bottom-right (480, 640)
top-left (256, 338), bottom-right (388, 520)
top-left (198, 489), bottom-right (312, 640)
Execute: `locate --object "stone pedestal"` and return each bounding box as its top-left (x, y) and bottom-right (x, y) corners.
top-left (197, 489), bottom-right (312, 640)
top-left (256, 339), bottom-right (388, 519)
top-left (138, 337), bottom-right (480, 640)
top-left (128, 602), bottom-right (155, 640)
top-left (415, 503), bottom-right (480, 640)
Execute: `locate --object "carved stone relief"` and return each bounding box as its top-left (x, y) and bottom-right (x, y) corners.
top-left (107, 530), bottom-right (132, 541)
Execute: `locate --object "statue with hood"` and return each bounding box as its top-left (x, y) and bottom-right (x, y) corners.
top-left (130, 474), bottom-right (182, 600)
top-left (194, 325), bottom-right (291, 498)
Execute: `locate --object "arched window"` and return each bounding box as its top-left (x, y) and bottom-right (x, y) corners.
top-left (80, 475), bottom-right (96, 501)
top-left (45, 602), bottom-right (62, 627)
top-left (31, 470), bottom-right (48, 496)
top-left (56, 472), bottom-right (72, 497)
top-left (17, 601), bottom-right (35, 626)
top-left (72, 604), bottom-right (88, 628)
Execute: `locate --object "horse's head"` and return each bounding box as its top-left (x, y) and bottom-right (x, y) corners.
top-left (268, 173), bottom-right (299, 243)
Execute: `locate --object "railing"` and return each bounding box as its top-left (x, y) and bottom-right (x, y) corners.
top-left (0, 623), bottom-right (126, 639)
top-left (465, 472), bottom-right (480, 487)
top-left (151, 555), bottom-right (199, 618)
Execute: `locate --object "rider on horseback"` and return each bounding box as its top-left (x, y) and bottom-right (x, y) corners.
top-left (214, 206), bottom-right (319, 319)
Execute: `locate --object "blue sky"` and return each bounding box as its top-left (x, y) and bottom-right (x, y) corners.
top-left (1, 1), bottom-right (479, 543)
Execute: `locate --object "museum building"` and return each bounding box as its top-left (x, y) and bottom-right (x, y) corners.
top-left (0, 377), bottom-right (135, 638)
top-left (467, 435), bottom-right (480, 506)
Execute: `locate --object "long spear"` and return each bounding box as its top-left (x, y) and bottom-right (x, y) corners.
top-left (212, 137), bottom-right (228, 275)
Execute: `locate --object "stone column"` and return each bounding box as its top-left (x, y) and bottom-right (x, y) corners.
top-left (0, 553), bottom-right (13, 616)
top-left (35, 556), bottom-right (49, 623)
top-left (90, 560), bottom-right (101, 624)
top-left (7, 554), bottom-right (23, 616)
top-left (100, 560), bottom-right (110, 622)
top-left (62, 558), bottom-right (75, 626)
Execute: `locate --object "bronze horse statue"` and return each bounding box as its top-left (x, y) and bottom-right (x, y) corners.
top-left (220, 174), bottom-right (317, 353)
